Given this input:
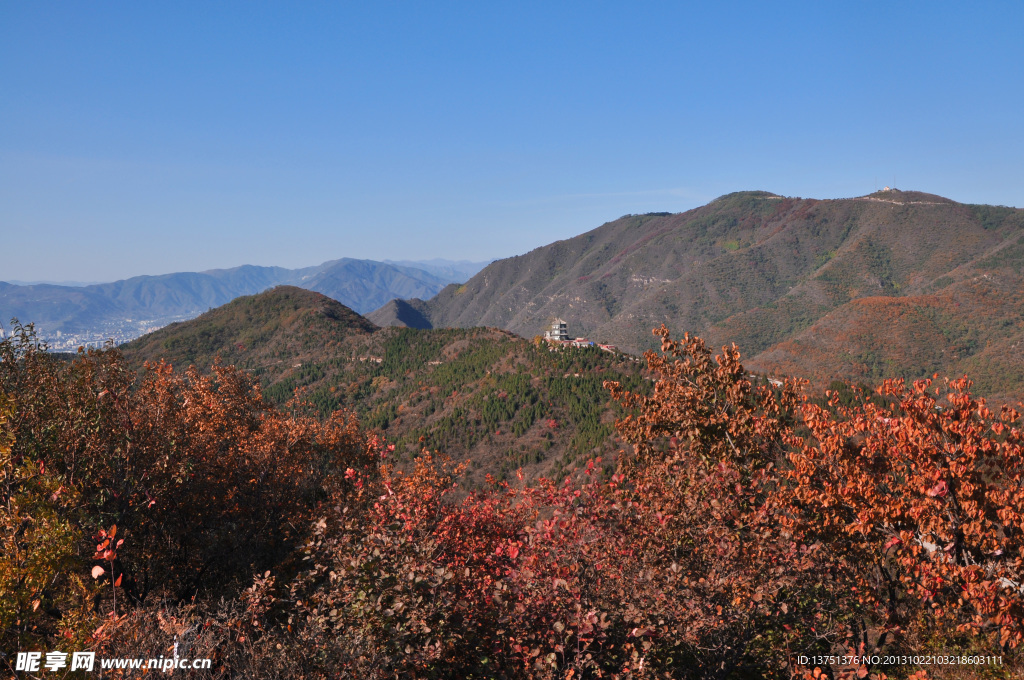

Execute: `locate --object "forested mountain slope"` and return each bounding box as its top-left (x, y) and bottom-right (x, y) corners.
top-left (121, 287), bottom-right (647, 485)
top-left (371, 190), bottom-right (1024, 399)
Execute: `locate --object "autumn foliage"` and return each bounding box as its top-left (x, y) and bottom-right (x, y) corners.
top-left (2, 321), bottom-right (1023, 678)
top-left (0, 324), bottom-right (370, 661)
top-left (784, 375), bottom-right (1024, 651)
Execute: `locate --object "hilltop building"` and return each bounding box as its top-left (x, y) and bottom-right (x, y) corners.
top-left (540, 318), bottom-right (617, 353)
top-left (543, 318), bottom-right (569, 342)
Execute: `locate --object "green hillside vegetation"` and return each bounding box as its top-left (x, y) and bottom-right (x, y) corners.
top-left (127, 286), bottom-right (377, 366)
top-left (121, 287), bottom-right (648, 485)
top-left (368, 189), bottom-right (1024, 402)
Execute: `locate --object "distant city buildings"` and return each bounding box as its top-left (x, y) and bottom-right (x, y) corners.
top-left (13, 313), bottom-right (199, 352)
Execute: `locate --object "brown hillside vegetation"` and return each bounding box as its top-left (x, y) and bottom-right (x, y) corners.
top-left (4, 324), bottom-right (1024, 679)
top-left (371, 190), bottom-right (1024, 401)
top-left (749, 272), bottom-right (1024, 403)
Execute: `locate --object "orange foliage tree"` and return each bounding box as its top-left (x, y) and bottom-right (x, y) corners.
top-left (783, 375), bottom-right (1024, 653)
top-left (0, 323), bottom-right (370, 664)
top-left (603, 327), bottom-right (847, 678)
top-left (604, 326), bottom-right (1024, 677)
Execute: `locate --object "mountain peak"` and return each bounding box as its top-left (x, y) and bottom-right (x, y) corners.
top-left (366, 298), bottom-right (433, 329)
top-left (711, 190), bottom-right (785, 202)
top-left (121, 286), bottom-right (377, 370)
top-left (858, 188), bottom-right (957, 204)
top-left (251, 286), bottom-right (379, 332)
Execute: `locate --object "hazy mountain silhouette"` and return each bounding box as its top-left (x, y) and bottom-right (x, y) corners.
top-left (1, 258), bottom-right (453, 338)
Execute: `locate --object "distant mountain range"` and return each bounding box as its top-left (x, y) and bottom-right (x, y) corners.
top-left (0, 258), bottom-right (487, 347)
top-left (368, 189), bottom-right (1024, 403)
top-left (5, 279), bottom-right (103, 287)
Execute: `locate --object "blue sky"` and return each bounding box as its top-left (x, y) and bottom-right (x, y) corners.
top-left (2, 2), bottom-right (1022, 282)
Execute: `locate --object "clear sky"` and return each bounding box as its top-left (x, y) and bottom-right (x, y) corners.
top-left (2, 2), bottom-right (1022, 282)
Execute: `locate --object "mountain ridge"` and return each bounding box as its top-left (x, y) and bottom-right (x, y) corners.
top-left (369, 189), bottom-right (1024, 400)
